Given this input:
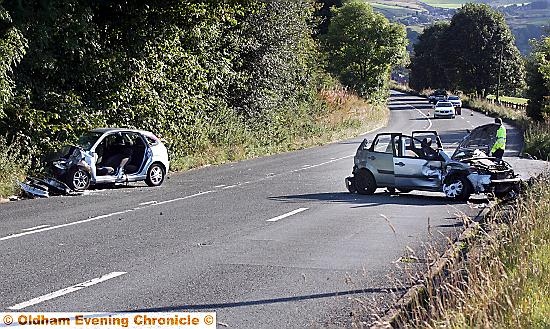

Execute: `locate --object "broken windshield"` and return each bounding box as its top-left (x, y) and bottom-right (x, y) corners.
top-left (77, 131), bottom-right (103, 150)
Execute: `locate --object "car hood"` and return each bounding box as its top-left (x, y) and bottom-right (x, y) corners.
top-left (452, 123), bottom-right (500, 160)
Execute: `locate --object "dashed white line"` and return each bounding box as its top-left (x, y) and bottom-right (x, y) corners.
top-left (138, 201), bottom-right (157, 206)
top-left (214, 185), bottom-right (226, 188)
top-left (8, 272), bottom-right (127, 310)
top-left (267, 208), bottom-right (309, 222)
top-left (0, 191), bottom-right (213, 242)
top-left (21, 225), bottom-right (50, 232)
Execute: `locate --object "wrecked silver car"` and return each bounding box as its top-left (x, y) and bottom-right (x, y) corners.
top-left (48, 128), bottom-right (170, 192)
top-left (345, 124), bottom-right (519, 200)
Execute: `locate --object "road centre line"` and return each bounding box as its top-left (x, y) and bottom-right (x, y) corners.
top-left (138, 200), bottom-right (157, 206)
top-left (21, 225), bottom-right (50, 232)
top-left (267, 208), bottom-right (309, 222)
top-left (292, 155), bottom-right (353, 173)
top-left (8, 272), bottom-right (127, 310)
top-left (0, 191), bottom-right (213, 242)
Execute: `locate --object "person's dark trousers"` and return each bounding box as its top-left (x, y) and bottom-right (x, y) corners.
top-left (492, 148), bottom-right (504, 160)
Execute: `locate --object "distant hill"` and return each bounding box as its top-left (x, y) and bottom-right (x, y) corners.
top-left (365, 0), bottom-right (549, 54)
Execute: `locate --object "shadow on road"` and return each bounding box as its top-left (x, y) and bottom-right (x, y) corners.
top-left (119, 287), bottom-right (407, 312)
top-left (269, 191), bottom-right (489, 209)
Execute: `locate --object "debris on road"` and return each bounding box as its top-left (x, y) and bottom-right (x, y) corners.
top-left (19, 177), bottom-right (80, 198)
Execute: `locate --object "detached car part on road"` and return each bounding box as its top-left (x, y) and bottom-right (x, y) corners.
top-left (49, 128), bottom-right (169, 192)
top-left (345, 124), bottom-right (520, 201)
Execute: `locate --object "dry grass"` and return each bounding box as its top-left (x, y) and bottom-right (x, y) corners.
top-left (394, 174), bottom-right (550, 328)
top-left (0, 137), bottom-right (29, 198)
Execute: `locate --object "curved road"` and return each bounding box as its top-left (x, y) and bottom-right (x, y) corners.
top-left (0, 92), bottom-right (526, 328)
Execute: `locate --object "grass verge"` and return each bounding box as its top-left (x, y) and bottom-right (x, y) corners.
top-left (398, 174), bottom-right (550, 328)
top-left (170, 88), bottom-right (388, 171)
top-left (0, 137), bottom-right (28, 199)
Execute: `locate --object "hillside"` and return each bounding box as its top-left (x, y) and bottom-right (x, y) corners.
top-left (365, 0), bottom-right (550, 54)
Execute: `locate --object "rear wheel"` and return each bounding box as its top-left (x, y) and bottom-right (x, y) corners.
top-left (66, 167), bottom-right (90, 191)
top-left (355, 170), bottom-right (377, 195)
top-left (443, 176), bottom-right (471, 201)
top-left (145, 163), bottom-right (165, 187)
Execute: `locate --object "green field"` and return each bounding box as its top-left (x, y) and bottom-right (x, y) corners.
top-left (420, 0), bottom-right (472, 9)
top-left (486, 95), bottom-right (529, 105)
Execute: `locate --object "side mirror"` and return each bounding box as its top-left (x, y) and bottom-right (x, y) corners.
top-left (466, 129), bottom-right (471, 134)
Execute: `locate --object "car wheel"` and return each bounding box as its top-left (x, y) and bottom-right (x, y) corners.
top-left (66, 167), bottom-right (90, 191)
top-left (443, 176), bottom-right (471, 201)
top-left (145, 163), bottom-right (165, 187)
top-left (355, 170), bottom-right (377, 195)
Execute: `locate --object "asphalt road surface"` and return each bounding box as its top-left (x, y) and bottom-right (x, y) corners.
top-left (0, 92), bottom-right (540, 328)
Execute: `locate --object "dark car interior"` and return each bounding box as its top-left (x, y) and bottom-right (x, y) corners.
top-left (96, 132), bottom-right (146, 176)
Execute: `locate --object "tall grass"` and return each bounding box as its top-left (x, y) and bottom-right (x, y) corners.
top-left (525, 122), bottom-right (550, 160)
top-left (393, 174), bottom-right (550, 328)
top-left (0, 137), bottom-right (29, 198)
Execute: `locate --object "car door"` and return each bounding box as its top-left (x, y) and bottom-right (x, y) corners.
top-left (364, 134), bottom-right (396, 186)
top-left (393, 135), bottom-right (442, 190)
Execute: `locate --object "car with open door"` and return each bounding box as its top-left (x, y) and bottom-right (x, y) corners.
top-left (50, 128), bottom-right (170, 191)
top-left (345, 125), bottom-right (519, 200)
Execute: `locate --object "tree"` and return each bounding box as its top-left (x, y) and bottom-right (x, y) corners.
top-left (443, 3), bottom-right (524, 96)
top-left (315, 0), bottom-right (343, 35)
top-left (526, 37), bottom-right (550, 120)
top-left (323, 0), bottom-right (408, 99)
top-left (409, 21), bottom-right (450, 91)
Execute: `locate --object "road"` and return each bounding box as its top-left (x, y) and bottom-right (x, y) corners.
top-left (0, 92), bottom-right (535, 328)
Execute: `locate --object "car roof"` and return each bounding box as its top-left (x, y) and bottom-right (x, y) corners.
top-left (90, 128), bottom-right (154, 135)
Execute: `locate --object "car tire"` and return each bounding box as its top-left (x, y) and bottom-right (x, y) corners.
top-left (443, 175), bottom-right (471, 201)
top-left (145, 163), bottom-right (165, 187)
top-left (66, 167), bottom-right (90, 191)
top-left (355, 170), bottom-right (377, 195)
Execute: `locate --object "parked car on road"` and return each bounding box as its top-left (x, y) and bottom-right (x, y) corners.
top-left (433, 101), bottom-right (456, 118)
top-left (447, 95), bottom-right (462, 115)
top-left (345, 125), bottom-right (519, 201)
top-left (50, 128), bottom-right (170, 191)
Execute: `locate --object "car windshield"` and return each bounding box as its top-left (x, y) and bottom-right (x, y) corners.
top-left (77, 131), bottom-right (103, 150)
top-left (437, 102), bottom-right (452, 107)
top-left (448, 96), bottom-right (459, 100)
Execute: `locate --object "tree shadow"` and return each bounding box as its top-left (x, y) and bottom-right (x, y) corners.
top-left (117, 287), bottom-right (407, 312)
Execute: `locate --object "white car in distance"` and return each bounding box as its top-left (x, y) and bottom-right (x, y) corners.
top-left (433, 101), bottom-right (456, 119)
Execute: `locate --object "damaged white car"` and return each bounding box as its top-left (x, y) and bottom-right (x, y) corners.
top-left (49, 128), bottom-right (170, 192)
top-left (345, 124), bottom-right (519, 200)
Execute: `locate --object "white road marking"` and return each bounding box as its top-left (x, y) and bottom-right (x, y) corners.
top-left (292, 155), bottom-right (353, 173)
top-left (267, 208), bottom-right (309, 222)
top-left (222, 185), bottom-right (238, 189)
top-left (8, 272), bottom-right (127, 310)
top-left (138, 201), bottom-right (157, 206)
top-left (214, 185), bottom-right (226, 188)
top-left (392, 100), bottom-right (432, 130)
top-left (21, 225), bottom-right (50, 232)
top-left (0, 191), bottom-right (213, 242)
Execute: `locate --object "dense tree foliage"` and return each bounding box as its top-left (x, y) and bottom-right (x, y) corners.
top-left (315, 0), bottom-right (343, 35)
top-left (0, 0), bottom-right (328, 162)
top-left (410, 4), bottom-right (525, 96)
top-left (526, 37), bottom-right (550, 120)
top-left (409, 22), bottom-right (450, 91)
top-left (323, 0), bottom-right (408, 99)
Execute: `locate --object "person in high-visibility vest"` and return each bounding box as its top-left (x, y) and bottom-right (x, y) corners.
top-left (491, 117), bottom-right (506, 160)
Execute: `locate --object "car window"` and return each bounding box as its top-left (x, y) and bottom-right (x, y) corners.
top-left (372, 135), bottom-right (393, 154)
top-left (437, 102), bottom-right (452, 107)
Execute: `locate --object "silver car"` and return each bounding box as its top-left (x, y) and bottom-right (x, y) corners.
top-left (51, 128), bottom-right (170, 191)
top-left (345, 125), bottom-right (519, 200)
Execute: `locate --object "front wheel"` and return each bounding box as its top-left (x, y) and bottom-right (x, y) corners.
top-left (355, 170), bottom-right (377, 195)
top-left (443, 176), bottom-right (471, 201)
top-left (66, 167), bottom-right (90, 191)
top-left (145, 163), bottom-right (165, 187)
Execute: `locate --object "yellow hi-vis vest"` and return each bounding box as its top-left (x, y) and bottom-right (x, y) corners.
top-left (491, 125), bottom-right (506, 153)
